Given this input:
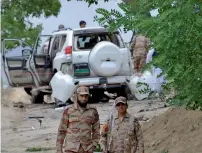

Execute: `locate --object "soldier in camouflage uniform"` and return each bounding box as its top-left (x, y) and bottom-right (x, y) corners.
top-left (131, 34), bottom-right (150, 73)
top-left (56, 86), bottom-right (100, 153)
top-left (100, 96), bottom-right (144, 153)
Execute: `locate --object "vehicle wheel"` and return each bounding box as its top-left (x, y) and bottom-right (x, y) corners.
top-left (31, 93), bottom-right (44, 104)
top-left (24, 87), bottom-right (32, 96)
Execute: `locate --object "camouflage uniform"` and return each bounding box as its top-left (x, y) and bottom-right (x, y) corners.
top-left (131, 35), bottom-right (150, 72)
top-left (100, 98), bottom-right (144, 153)
top-left (56, 87), bottom-right (100, 153)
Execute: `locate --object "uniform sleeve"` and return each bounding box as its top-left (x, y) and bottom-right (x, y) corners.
top-left (56, 109), bottom-right (69, 153)
top-left (100, 120), bottom-right (110, 151)
top-left (134, 118), bottom-right (144, 153)
top-left (92, 109), bottom-right (100, 145)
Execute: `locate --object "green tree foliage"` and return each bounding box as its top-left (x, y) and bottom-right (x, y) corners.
top-left (92, 0), bottom-right (202, 110)
top-left (1, 0), bottom-right (61, 47)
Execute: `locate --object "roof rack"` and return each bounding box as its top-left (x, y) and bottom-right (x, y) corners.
top-left (52, 27), bottom-right (72, 33)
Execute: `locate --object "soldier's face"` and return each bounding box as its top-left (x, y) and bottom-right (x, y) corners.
top-left (116, 103), bottom-right (127, 113)
top-left (77, 94), bottom-right (89, 107)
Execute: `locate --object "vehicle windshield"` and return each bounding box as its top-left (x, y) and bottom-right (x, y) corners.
top-left (74, 32), bottom-right (125, 50)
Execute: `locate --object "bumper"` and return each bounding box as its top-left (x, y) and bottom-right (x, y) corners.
top-left (74, 76), bottom-right (129, 89)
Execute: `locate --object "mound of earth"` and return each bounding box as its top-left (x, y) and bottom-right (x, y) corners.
top-left (143, 107), bottom-right (202, 153)
top-left (1, 88), bottom-right (30, 130)
top-left (1, 88), bottom-right (31, 105)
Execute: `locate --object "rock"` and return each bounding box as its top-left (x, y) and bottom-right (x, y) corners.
top-left (150, 108), bottom-right (157, 111)
top-left (138, 109), bottom-right (145, 112)
top-left (142, 117), bottom-right (149, 121)
top-left (145, 108), bottom-right (150, 111)
top-left (13, 102), bottom-right (24, 108)
top-left (45, 137), bottom-right (51, 141)
top-left (137, 115), bottom-right (144, 121)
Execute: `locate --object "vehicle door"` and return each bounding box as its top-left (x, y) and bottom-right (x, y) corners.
top-left (28, 35), bottom-right (53, 86)
top-left (1, 39), bottom-right (35, 87)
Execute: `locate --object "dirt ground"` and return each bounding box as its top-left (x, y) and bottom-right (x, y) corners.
top-left (1, 88), bottom-right (202, 153)
top-left (143, 107), bottom-right (202, 153)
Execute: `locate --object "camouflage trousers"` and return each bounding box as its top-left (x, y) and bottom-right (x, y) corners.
top-left (65, 146), bottom-right (94, 153)
top-left (133, 47), bottom-right (147, 72)
top-left (133, 55), bottom-right (146, 72)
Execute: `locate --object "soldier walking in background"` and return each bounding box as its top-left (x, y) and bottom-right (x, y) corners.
top-left (131, 34), bottom-right (150, 73)
top-left (100, 96), bottom-right (144, 153)
top-left (56, 86), bottom-right (100, 153)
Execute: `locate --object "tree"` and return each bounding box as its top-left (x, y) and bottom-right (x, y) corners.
top-left (1, 0), bottom-right (61, 47)
top-left (1, 0), bottom-right (129, 47)
top-left (92, 0), bottom-right (202, 110)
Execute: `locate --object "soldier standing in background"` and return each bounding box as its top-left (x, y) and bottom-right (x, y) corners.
top-left (58, 24), bottom-right (65, 30)
top-left (56, 86), bottom-right (100, 153)
top-left (100, 96), bottom-right (144, 153)
top-left (131, 34), bottom-right (150, 73)
top-left (79, 20), bottom-right (87, 28)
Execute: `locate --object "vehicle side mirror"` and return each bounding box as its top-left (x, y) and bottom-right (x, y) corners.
top-left (22, 49), bottom-right (32, 56)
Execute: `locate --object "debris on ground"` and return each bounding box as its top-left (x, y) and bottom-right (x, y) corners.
top-left (13, 102), bottom-right (24, 108)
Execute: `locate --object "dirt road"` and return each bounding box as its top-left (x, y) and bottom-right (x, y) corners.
top-left (1, 88), bottom-right (168, 153)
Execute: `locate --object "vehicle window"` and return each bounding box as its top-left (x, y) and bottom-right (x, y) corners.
top-left (59, 35), bottom-right (67, 51)
top-left (51, 36), bottom-right (60, 52)
top-left (35, 36), bottom-right (51, 54)
top-left (74, 32), bottom-right (124, 51)
top-left (50, 36), bottom-right (60, 59)
top-left (4, 40), bottom-right (32, 57)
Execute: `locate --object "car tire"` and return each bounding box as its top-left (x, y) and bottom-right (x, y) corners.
top-left (31, 93), bottom-right (44, 104)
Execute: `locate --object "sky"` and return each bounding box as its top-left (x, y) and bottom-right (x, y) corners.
top-left (31, 0), bottom-right (158, 42)
top-left (31, 0), bottom-right (133, 42)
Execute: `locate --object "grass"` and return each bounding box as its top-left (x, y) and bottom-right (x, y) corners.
top-left (25, 147), bottom-right (53, 152)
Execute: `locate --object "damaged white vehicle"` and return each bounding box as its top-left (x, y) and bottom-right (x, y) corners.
top-left (2, 27), bottom-right (137, 104)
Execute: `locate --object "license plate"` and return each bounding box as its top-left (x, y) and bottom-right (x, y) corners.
top-left (73, 63), bottom-right (90, 76)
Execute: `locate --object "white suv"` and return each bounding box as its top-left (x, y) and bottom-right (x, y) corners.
top-left (2, 27), bottom-right (134, 104)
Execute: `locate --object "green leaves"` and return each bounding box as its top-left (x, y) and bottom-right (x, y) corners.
top-left (94, 0), bottom-right (202, 110)
top-left (1, 0), bottom-right (61, 47)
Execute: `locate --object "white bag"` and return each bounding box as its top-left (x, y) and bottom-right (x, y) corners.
top-left (127, 70), bottom-right (163, 100)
